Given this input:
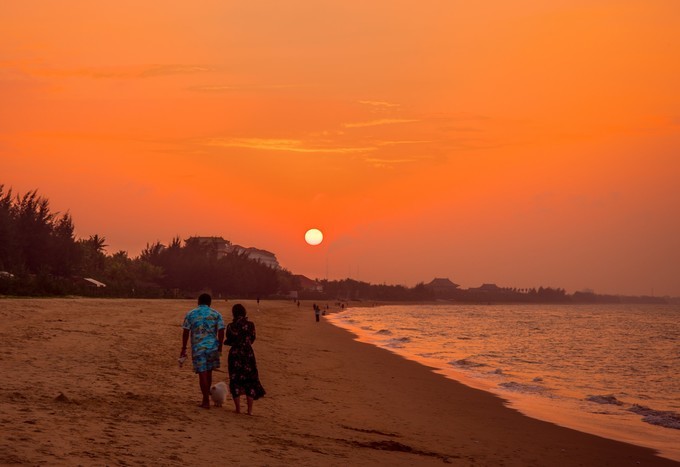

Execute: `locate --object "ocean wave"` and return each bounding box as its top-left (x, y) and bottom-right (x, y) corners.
top-left (586, 395), bottom-right (624, 406)
top-left (479, 352), bottom-right (502, 358)
top-left (628, 405), bottom-right (680, 430)
top-left (498, 381), bottom-right (547, 394)
top-left (384, 338), bottom-right (412, 349)
top-left (449, 358), bottom-right (487, 368)
top-left (418, 351), bottom-right (450, 358)
top-left (511, 357), bottom-right (542, 365)
top-left (375, 329), bottom-right (393, 336)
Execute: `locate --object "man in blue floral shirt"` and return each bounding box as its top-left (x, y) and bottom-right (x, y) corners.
top-left (180, 293), bottom-right (225, 408)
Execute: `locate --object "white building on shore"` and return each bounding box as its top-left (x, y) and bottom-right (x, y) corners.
top-left (190, 236), bottom-right (281, 269)
top-left (229, 245), bottom-right (281, 269)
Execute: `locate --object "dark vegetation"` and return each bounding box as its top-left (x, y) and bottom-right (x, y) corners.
top-left (0, 185), bottom-right (286, 298)
top-left (0, 185), bottom-right (672, 304)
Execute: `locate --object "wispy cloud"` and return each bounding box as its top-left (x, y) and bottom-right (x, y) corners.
top-left (364, 157), bottom-right (422, 169)
top-left (139, 65), bottom-right (217, 77)
top-left (343, 118), bottom-right (419, 129)
top-left (365, 157), bottom-right (418, 164)
top-left (377, 140), bottom-right (432, 146)
top-left (189, 83), bottom-right (304, 92)
top-left (358, 100), bottom-right (401, 108)
top-left (438, 126), bottom-right (483, 133)
top-left (202, 137), bottom-right (375, 154)
top-left (15, 64), bottom-right (218, 79)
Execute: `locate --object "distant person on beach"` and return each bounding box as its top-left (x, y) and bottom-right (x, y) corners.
top-left (314, 303), bottom-right (321, 322)
top-left (224, 303), bottom-right (266, 415)
top-left (180, 293), bottom-right (225, 409)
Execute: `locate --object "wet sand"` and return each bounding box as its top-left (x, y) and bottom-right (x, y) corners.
top-left (0, 298), bottom-right (676, 466)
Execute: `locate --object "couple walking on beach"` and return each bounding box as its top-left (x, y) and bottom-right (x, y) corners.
top-left (180, 294), bottom-right (266, 413)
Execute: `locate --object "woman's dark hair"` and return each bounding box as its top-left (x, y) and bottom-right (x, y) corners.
top-left (232, 303), bottom-right (247, 320)
top-left (198, 293), bottom-right (212, 306)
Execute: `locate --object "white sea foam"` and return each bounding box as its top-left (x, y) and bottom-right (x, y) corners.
top-left (449, 358), bottom-right (487, 368)
top-left (629, 405), bottom-right (680, 430)
top-left (384, 338), bottom-right (411, 348)
top-left (498, 381), bottom-right (548, 394)
top-left (586, 394), bottom-right (624, 406)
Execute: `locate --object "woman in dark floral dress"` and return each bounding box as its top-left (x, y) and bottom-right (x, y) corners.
top-left (225, 303), bottom-right (265, 414)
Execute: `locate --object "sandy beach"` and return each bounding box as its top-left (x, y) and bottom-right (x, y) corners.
top-left (0, 298), bottom-right (676, 466)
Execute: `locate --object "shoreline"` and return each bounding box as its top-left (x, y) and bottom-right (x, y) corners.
top-left (0, 298), bottom-right (677, 465)
top-left (326, 303), bottom-right (680, 462)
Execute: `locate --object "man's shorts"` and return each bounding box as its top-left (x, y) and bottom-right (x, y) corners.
top-left (192, 349), bottom-right (220, 373)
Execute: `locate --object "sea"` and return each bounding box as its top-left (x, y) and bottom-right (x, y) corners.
top-left (326, 303), bottom-right (680, 461)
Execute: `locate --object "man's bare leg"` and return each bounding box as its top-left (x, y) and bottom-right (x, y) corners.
top-left (198, 371), bottom-right (212, 408)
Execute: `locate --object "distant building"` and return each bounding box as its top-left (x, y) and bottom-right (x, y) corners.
top-left (469, 283), bottom-right (503, 293)
top-left (425, 278), bottom-right (460, 295)
top-left (294, 274), bottom-right (323, 292)
top-left (229, 245), bottom-right (280, 269)
top-left (192, 236), bottom-right (232, 258)
top-left (189, 237), bottom-right (280, 269)
top-left (83, 277), bottom-right (106, 288)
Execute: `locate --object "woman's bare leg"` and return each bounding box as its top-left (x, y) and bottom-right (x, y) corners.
top-left (246, 396), bottom-right (253, 415)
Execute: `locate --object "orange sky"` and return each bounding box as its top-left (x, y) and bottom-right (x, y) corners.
top-left (2, 1), bottom-right (679, 295)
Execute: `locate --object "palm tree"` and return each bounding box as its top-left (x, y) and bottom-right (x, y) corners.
top-left (79, 234), bottom-right (108, 275)
top-left (88, 234), bottom-right (108, 253)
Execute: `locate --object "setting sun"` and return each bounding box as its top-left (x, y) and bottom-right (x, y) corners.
top-left (304, 228), bottom-right (323, 246)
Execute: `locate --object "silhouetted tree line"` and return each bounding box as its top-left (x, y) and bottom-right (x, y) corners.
top-left (459, 286), bottom-right (571, 303)
top-left (299, 279), bottom-right (434, 302)
top-left (0, 185), bottom-right (673, 303)
top-left (0, 186), bottom-right (288, 297)
top-left (139, 237), bottom-right (283, 298)
top-left (302, 281), bottom-right (668, 304)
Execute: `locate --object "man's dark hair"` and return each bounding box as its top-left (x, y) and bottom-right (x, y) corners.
top-left (198, 293), bottom-right (212, 306)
